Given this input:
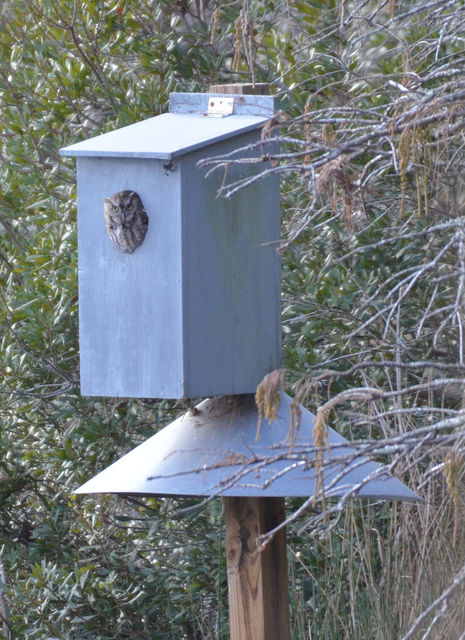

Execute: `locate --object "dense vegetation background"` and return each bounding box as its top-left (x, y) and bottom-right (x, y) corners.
top-left (1, 0), bottom-right (465, 638)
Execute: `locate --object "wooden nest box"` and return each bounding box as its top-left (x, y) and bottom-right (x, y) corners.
top-left (61, 92), bottom-right (280, 399)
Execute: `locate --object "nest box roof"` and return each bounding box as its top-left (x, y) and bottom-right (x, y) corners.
top-left (75, 393), bottom-right (422, 502)
top-left (60, 92), bottom-right (277, 161)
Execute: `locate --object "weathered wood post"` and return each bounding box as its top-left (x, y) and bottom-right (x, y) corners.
top-left (224, 496), bottom-right (289, 640)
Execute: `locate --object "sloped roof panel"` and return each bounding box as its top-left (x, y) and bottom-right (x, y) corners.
top-left (60, 112), bottom-right (269, 160)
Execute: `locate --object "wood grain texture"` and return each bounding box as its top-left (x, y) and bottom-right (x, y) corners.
top-left (224, 497), bottom-right (290, 640)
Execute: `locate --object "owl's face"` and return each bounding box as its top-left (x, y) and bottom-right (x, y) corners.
top-left (104, 190), bottom-right (142, 226)
top-left (103, 189), bottom-right (148, 253)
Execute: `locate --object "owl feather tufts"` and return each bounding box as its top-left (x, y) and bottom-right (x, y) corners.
top-left (103, 190), bottom-right (148, 253)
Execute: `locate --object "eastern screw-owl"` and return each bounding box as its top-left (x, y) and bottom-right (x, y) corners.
top-left (103, 190), bottom-right (148, 253)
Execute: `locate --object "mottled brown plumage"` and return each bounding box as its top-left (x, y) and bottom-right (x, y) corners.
top-left (103, 190), bottom-right (148, 253)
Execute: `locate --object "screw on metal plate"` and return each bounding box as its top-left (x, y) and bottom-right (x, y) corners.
top-left (207, 97), bottom-right (235, 118)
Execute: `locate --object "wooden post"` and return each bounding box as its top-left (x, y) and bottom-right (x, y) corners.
top-left (224, 497), bottom-right (290, 640)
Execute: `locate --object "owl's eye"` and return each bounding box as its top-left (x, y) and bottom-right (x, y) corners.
top-left (111, 204), bottom-right (118, 211)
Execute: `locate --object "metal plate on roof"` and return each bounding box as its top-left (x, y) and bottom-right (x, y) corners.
top-left (75, 393), bottom-right (422, 502)
top-left (60, 112), bottom-right (269, 160)
top-left (207, 96), bottom-right (235, 117)
top-left (170, 91), bottom-right (278, 116)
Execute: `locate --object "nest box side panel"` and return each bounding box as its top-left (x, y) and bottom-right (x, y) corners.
top-left (181, 131), bottom-right (281, 397)
top-left (77, 157), bottom-right (183, 398)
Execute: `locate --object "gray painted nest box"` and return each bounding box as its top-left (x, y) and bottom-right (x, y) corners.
top-left (60, 93), bottom-right (280, 399)
top-left (76, 393), bottom-right (421, 502)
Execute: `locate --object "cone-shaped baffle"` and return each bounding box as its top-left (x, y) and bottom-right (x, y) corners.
top-left (75, 393), bottom-right (421, 502)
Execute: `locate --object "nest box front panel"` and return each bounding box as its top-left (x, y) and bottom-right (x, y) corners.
top-left (77, 156), bottom-right (183, 398)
